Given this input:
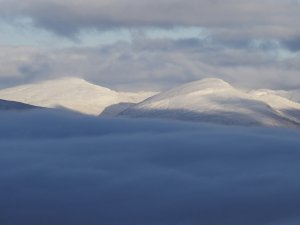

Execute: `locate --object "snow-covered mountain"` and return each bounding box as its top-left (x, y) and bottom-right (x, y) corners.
top-left (0, 77), bottom-right (155, 115)
top-left (1, 77), bottom-right (300, 128)
top-left (0, 99), bottom-right (38, 111)
top-left (120, 78), bottom-right (300, 128)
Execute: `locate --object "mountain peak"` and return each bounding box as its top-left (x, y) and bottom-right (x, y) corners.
top-left (19, 77), bottom-right (117, 95)
top-left (183, 78), bottom-right (232, 90)
top-left (36, 76), bottom-right (93, 86)
top-left (52, 76), bottom-right (87, 82)
top-left (154, 78), bottom-right (232, 99)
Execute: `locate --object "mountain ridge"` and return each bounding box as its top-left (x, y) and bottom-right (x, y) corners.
top-left (1, 77), bottom-right (300, 128)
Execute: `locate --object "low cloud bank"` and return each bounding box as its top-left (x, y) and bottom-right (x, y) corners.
top-left (0, 110), bottom-right (300, 225)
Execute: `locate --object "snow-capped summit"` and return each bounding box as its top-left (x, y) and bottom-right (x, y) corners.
top-left (120, 78), bottom-right (230, 106)
top-left (180, 78), bottom-right (232, 90)
top-left (0, 77), bottom-right (155, 115)
top-left (149, 78), bottom-right (232, 101)
top-left (120, 78), bottom-right (300, 128)
top-left (164, 78), bottom-right (232, 94)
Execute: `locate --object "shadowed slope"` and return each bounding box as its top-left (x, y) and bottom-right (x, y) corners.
top-left (0, 99), bottom-right (39, 111)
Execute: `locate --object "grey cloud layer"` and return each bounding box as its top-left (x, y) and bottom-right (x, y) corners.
top-left (0, 37), bottom-right (299, 90)
top-left (1, 0), bottom-right (300, 46)
top-left (0, 0), bottom-right (299, 90)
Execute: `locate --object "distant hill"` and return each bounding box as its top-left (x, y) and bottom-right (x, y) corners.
top-left (0, 99), bottom-right (39, 111)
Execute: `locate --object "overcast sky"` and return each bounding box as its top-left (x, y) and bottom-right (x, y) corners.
top-left (0, 0), bottom-right (299, 90)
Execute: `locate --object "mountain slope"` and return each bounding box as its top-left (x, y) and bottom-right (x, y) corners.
top-left (268, 89), bottom-right (300, 104)
top-left (250, 89), bottom-right (300, 124)
top-left (0, 99), bottom-right (38, 111)
top-left (0, 77), bottom-right (155, 115)
top-left (120, 78), bottom-right (300, 128)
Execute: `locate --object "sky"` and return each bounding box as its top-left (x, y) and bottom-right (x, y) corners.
top-left (0, 0), bottom-right (299, 91)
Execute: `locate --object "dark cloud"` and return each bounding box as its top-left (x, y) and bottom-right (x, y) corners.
top-left (1, 0), bottom-right (299, 40)
top-left (0, 110), bottom-right (300, 225)
top-left (281, 37), bottom-right (300, 52)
